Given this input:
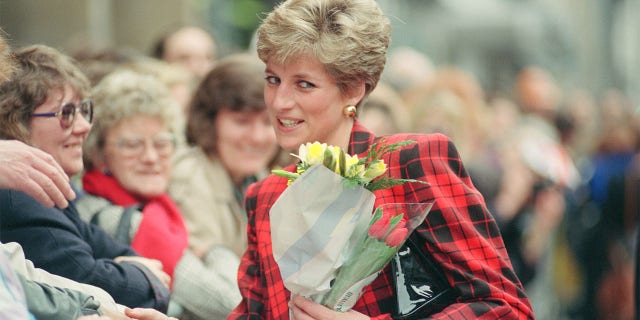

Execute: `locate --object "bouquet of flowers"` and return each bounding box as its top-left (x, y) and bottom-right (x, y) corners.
top-left (270, 140), bottom-right (433, 312)
top-left (272, 140), bottom-right (419, 192)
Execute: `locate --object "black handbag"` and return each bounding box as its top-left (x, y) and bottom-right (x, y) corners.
top-left (391, 232), bottom-right (459, 319)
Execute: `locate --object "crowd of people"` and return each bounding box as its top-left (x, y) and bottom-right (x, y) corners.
top-left (376, 40), bottom-right (640, 320)
top-left (371, 47), bottom-right (639, 320)
top-left (377, 44), bottom-right (640, 320)
top-left (0, 0), bottom-right (637, 319)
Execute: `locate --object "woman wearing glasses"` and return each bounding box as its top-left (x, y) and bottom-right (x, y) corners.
top-left (76, 68), bottom-right (241, 320)
top-left (0, 45), bottom-right (171, 312)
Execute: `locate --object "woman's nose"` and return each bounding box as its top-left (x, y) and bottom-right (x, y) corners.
top-left (140, 141), bottom-right (161, 162)
top-left (72, 113), bottom-right (92, 134)
top-left (269, 85), bottom-right (294, 112)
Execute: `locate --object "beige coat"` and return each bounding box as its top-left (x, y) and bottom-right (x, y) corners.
top-left (169, 147), bottom-right (248, 257)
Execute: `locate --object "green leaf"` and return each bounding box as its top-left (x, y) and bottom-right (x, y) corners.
top-left (297, 162), bottom-right (311, 173)
top-left (271, 170), bottom-right (300, 180)
top-left (339, 148), bottom-right (346, 176)
top-left (341, 178), bottom-right (360, 189)
top-left (360, 139), bottom-right (416, 167)
top-left (323, 148), bottom-right (336, 172)
top-left (387, 213), bottom-right (404, 235)
top-left (365, 178), bottom-right (427, 192)
top-left (369, 207), bottom-right (383, 226)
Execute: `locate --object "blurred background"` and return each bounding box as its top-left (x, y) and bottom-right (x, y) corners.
top-left (0, 0), bottom-right (638, 104)
top-left (1, 1), bottom-right (639, 320)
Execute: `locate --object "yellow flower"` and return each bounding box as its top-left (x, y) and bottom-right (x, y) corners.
top-left (327, 145), bottom-right (343, 174)
top-left (273, 139), bottom-right (421, 191)
top-left (363, 160), bottom-right (386, 183)
top-left (344, 154), bottom-right (364, 178)
top-left (300, 142), bottom-right (327, 166)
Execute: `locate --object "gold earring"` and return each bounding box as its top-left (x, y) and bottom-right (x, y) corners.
top-left (343, 105), bottom-right (357, 118)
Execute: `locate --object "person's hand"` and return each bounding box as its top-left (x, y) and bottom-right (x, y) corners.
top-left (0, 140), bottom-right (75, 208)
top-left (192, 244), bottom-right (210, 259)
top-left (125, 308), bottom-right (178, 320)
top-left (98, 305), bottom-right (133, 319)
top-left (289, 295), bottom-right (370, 320)
top-left (115, 256), bottom-right (171, 288)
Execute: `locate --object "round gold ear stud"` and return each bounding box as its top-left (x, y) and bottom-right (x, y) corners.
top-left (343, 105), bottom-right (357, 118)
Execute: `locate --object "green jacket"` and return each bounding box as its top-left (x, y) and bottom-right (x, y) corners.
top-left (19, 274), bottom-right (101, 319)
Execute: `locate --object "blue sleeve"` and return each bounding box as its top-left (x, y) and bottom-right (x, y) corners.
top-left (0, 189), bottom-right (169, 311)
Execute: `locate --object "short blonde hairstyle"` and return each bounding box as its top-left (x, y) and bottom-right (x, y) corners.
top-left (256, 0), bottom-right (391, 102)
top-left (84, 69), bottom-right (183, 170)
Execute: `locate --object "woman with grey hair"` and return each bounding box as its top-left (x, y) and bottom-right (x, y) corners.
top-left (77, 68), bottom-right (241, 319)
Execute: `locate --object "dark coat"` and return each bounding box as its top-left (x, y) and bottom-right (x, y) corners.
top-left (0, 189), bottom-right (169, 311)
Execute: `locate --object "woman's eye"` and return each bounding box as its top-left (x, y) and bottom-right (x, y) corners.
top-left (122, 139), bottom-right (144, 150)
top-left (298, 81), bottom-right (315, 89)
top-left (265, 76), bottom-right (280, 85)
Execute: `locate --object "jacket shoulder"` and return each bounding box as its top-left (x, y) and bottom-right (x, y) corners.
top-left (380, 132), bottom-right (452, 146)
top-left (171, 147), bottom-right (210, 177)
top-left (0, 189), bottom-right (65, 226)
top-left (170, 147), bottom-right (234, 197)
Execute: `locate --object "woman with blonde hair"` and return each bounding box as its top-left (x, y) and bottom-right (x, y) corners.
top-left (229, 0), bottom-right (534, 319)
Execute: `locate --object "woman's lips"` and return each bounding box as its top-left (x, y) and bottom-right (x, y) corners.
top-left (279, 118), bottom-right (302, 128)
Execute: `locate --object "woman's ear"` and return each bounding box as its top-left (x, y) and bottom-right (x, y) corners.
top-left (345, 81), bottom-right (367, 106)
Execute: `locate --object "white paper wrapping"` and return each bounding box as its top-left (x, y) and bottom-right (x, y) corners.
top-left (270, 165), bottom-right (376, 301)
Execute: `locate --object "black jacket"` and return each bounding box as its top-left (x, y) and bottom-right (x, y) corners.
top-left (0, 189), bottom-right (169, 311)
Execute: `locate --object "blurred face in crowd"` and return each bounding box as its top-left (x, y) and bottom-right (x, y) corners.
top-left (101, 115), bottom-right (175, 200)
top-left (215, 108), bottom-right (277, 184)
top-left (29, 85), bottom-right (92, 177)
top-left (263, 54), bottom-right (363, 151)
top-left (163, 27), bottom-right (216, 79)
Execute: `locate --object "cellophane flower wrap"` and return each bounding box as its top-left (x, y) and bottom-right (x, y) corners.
top-left (270, 140), bottom-right (432, 312)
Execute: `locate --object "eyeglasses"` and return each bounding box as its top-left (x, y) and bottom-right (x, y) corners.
top-left (32, 100), bottom-right (94, 129)
top-left (112, 133), bottom-right (176, 158)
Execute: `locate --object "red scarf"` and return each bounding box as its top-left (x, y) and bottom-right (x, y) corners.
top-left (82, 170), bottom-right (188, 278)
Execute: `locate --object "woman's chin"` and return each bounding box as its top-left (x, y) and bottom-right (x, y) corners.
top-left (64, 163), bottom-right (83, 178)
top-left (277, 137), bottom-right (304, 152)
top-left (128, 179), bottom-right (168, 197)
top-left (136, 190), bottom-right (165, 200)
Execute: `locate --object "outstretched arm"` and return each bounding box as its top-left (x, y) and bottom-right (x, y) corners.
top-left (0, 140), bottom-right (75, 208)
top-left (124, 307), bottom-right (177, 320)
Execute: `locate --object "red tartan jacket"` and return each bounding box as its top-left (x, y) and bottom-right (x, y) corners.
top-left (228, 122), bottom-right (534, 319)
